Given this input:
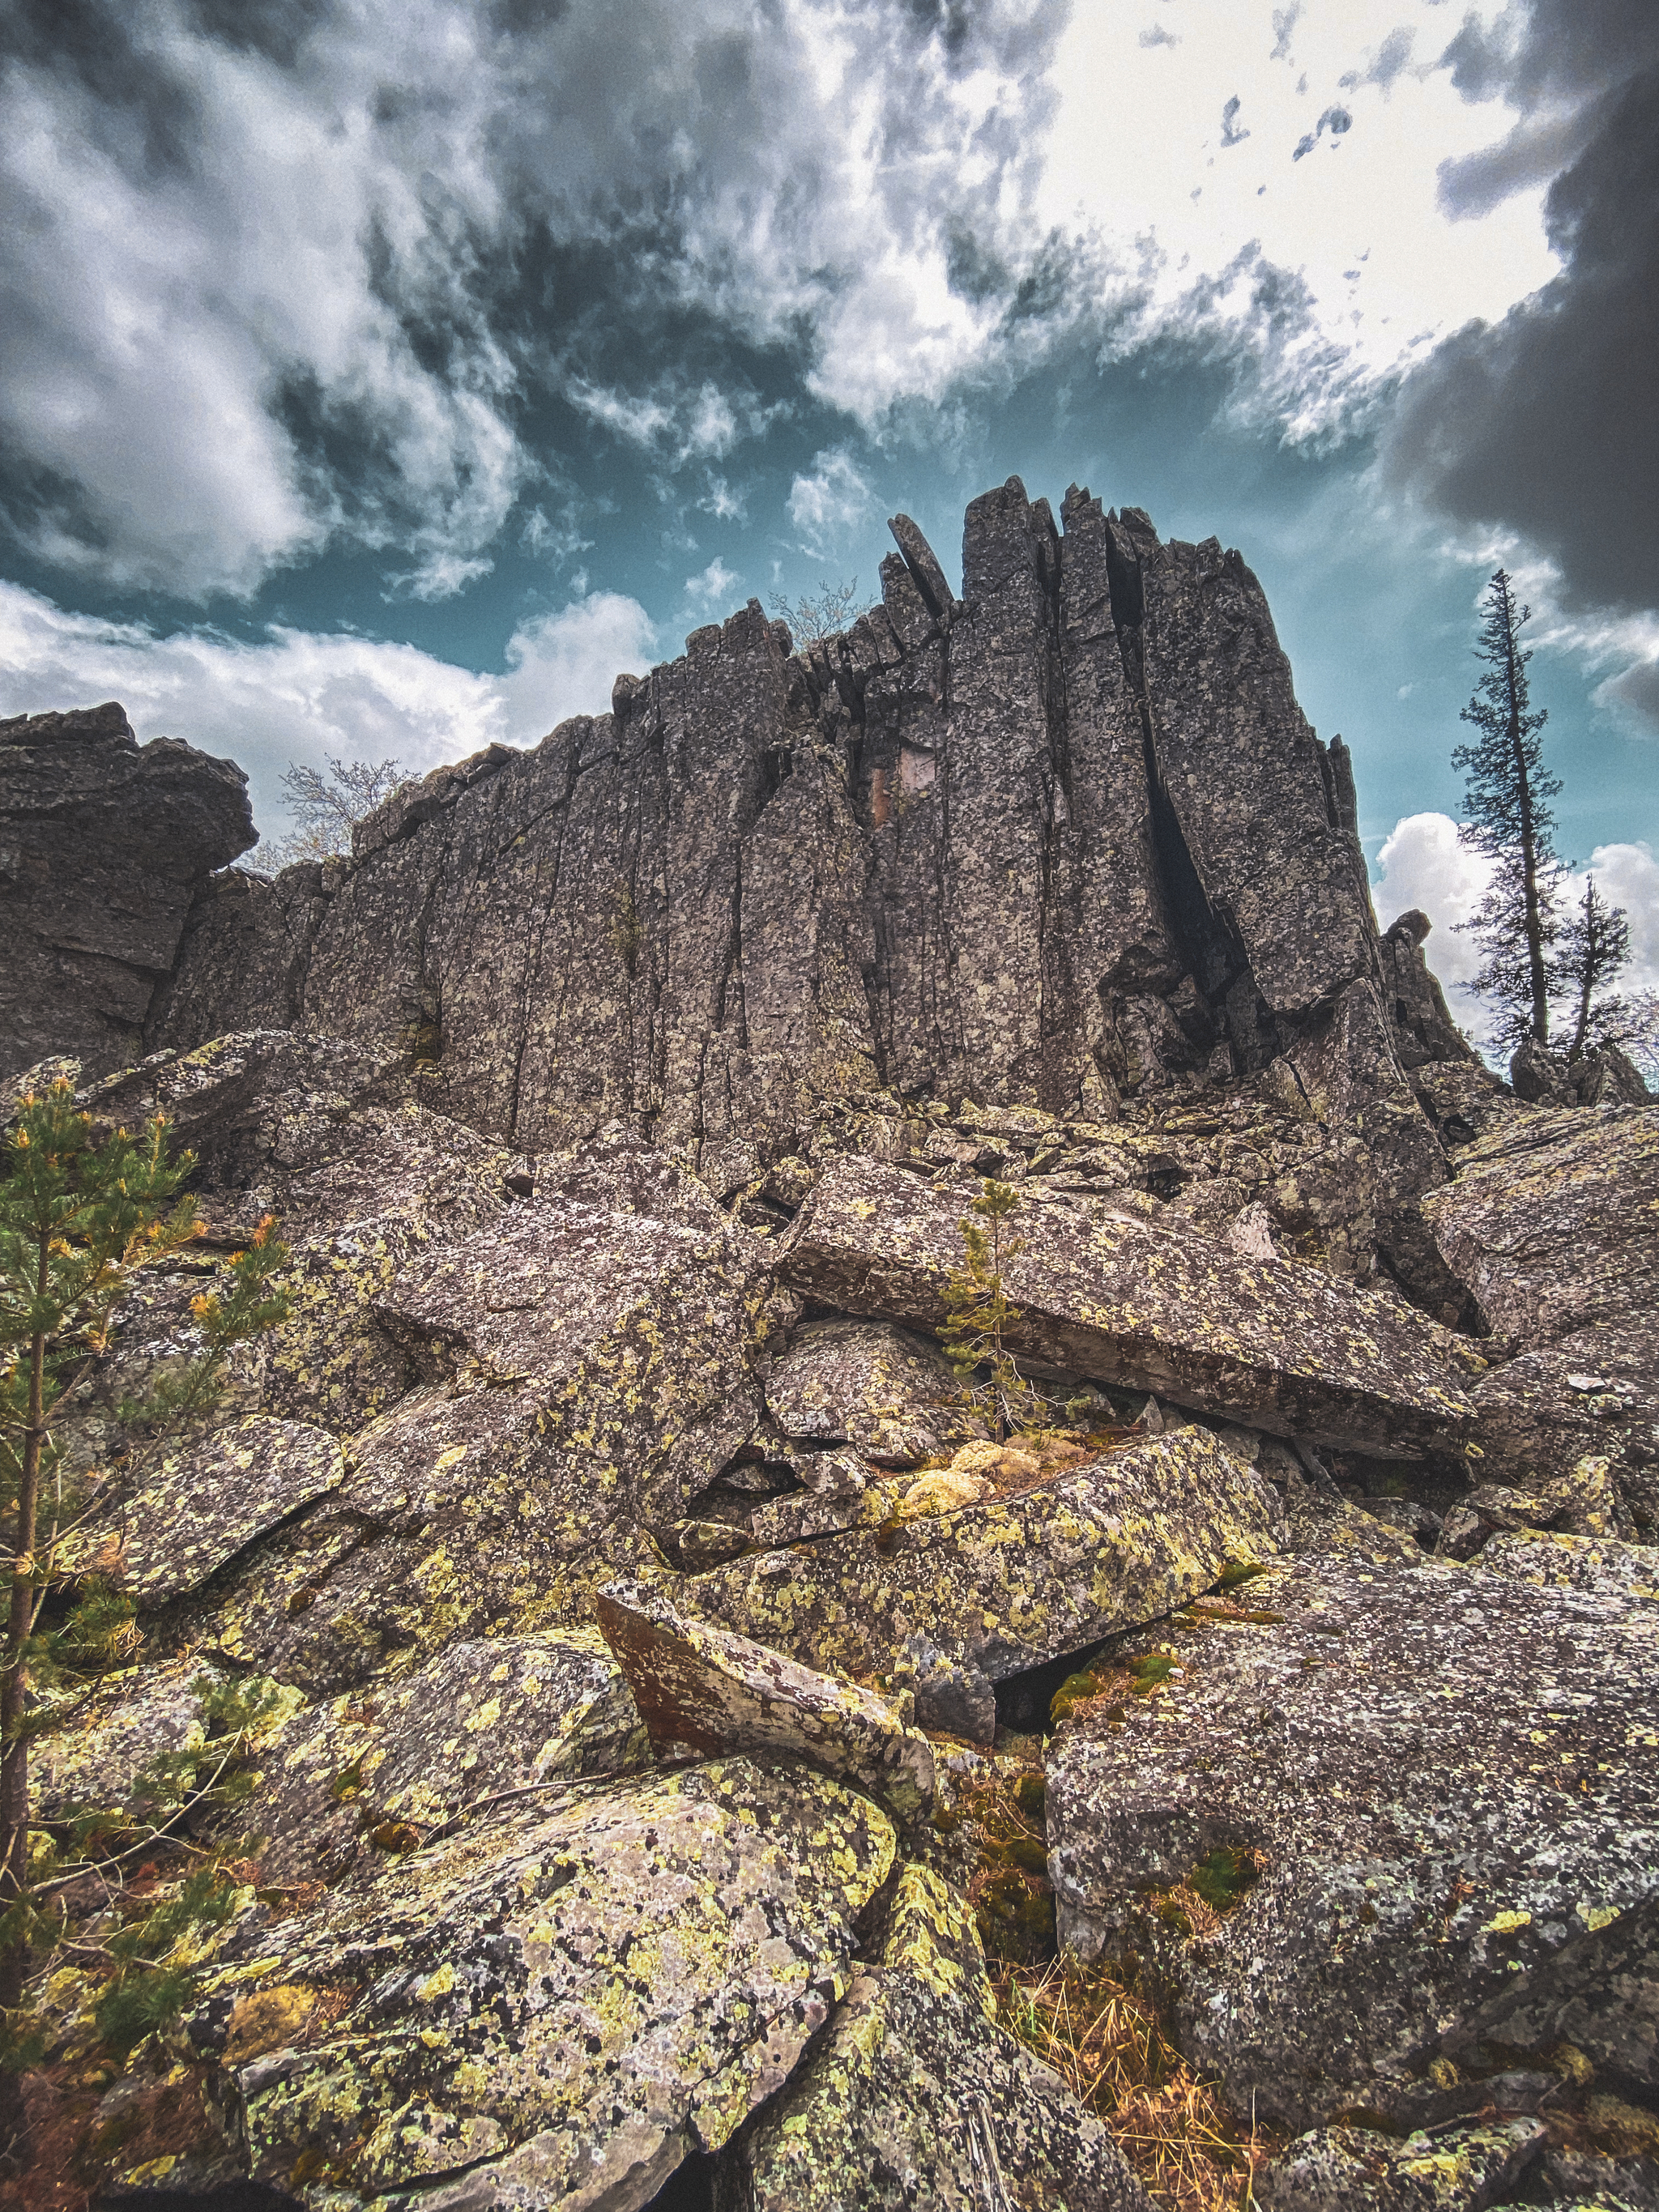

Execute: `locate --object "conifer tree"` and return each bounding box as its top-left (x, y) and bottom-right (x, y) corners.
top-left (1559, 874), bottom-right (1632, 1061)
top-left (0, 1082), bottom-right (289, 2147)
top-left (1453, 571), bottom-right (1563, 1049)
top-left (939, 1179), bottom-right (1033, 1444)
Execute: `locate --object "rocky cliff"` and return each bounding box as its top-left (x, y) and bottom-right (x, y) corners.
top-left (4, 483), bottom-right (1657, 2212)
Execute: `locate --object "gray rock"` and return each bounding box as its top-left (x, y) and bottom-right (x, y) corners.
top-left (732, 1860), bottom-right (1154, 2210)
top-left (1476, 1527), bottom-right (1659, 1605)
top-left (255, 1627), bottom-right (646, 1883)
top-left (594, 1575), bottom-right (934, 1820)
top-left (765, 1318), bottom-right (982, 1464)
top-left (680, 1427), bottom-right (1283, 1686)
top-left (186, 1756), bottom-right (895, 2212)
top-left (781, 1155), bottom-right (1475, 1455)
top-left (1255, 2119), bottom-right (1546, 2211)
top-left (892, 1634), bottom-right (998, 1745)
top-left (0, 701), bottom-right (254, 1084)
top-left (1047, 1554), bottom-right (1659, 2133)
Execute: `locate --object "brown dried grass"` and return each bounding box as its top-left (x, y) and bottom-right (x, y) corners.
top-left (992, 1955), bottom-right (1273, 2212)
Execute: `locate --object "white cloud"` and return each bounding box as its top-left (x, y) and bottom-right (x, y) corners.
top-left (787, 450), bottom-right (876, 558)
top-left (0, 579), bottom-right (653, 840)
top-left (497, 591), bottom-right (659, 742)
top-left (684, 558), bottom-right (741, 613)
top-left (1374, 812), bottom-right (1659, 1033)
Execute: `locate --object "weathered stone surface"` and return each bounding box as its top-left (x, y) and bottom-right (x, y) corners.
top-left (1047, 1554), bottom-right (1659, 2132)
top-left (1466, 1325), bottom-right (1659, 1536)
top-left (32, 1659), bottom-right (252, 1821)
top-left (77, 1416), bottom-right (344, 1606)
top-left (84, 1030), bottom-right (514, 1434)
top-left (765, 1318), bottom-right (982, 1464)
top-left (780, 1156), bottom-right (1474, 1454)
top-left (594, 1577), bottom-right (934, 1820)
top-left (255, 1628), bottom-right (646, 1883)
top-left (683, 1428), bottom-right (1282, 1684)
top-left (0, 701), bottom-right (254, 1083)
top-left (187, 1758), bottom-right (893, 2211)
top-left (734, 1861), bottom-right (1153, 2210)
top-left (1255, 2118), bottom-right (1546, 2212)
top-left (144, 485), bottom-right (1466, 1154)
top-left (1424, 1106), bottom-right (1659, 1352)
top-left (186, 1193), bottom-right (765, 1690)
top-left (1477, 1526), bottom-right (1659, 1605)
top-left (1379, 910), bottom-right (1479, 1071)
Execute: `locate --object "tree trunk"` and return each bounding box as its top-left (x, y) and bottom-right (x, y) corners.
top-left (1501, 580), bottom-right (1551, 1045)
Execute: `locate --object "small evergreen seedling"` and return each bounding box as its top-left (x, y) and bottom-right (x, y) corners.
top-left (939, 1178), bottom-right (1031, 1443)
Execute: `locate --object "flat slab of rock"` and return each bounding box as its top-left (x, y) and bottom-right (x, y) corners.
top-left (683, 1428), bottom-right (1283, 1684)
top-left (595, 1578), bottom-right (934, 1821)
top-left (78, 1416), bottom-right (344, 1605)
top-left (1476, 1528), bottom-right (1659, 1606)
top-left (190, 1757), bottom-right (894, 2212)
top-left (256, 1628), bottom-right (646, 1884)
top-left (188, 1195), bottom-right (764, 1690)
top-left (1423, 1106), bottom-right (1659, 1351)
top-left (1047, 1554), bottom-right (1659, 2132)
top-left (779, 1157), bottom-right (1473, 1455)
top-left (765, 1318), bottom-right (983, 1464)
top-left (733, 1861), bottom-right (1152, 2210)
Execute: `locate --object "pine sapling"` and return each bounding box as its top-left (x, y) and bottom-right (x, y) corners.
top-left (939, 1178), bottom-right (1032, 1444)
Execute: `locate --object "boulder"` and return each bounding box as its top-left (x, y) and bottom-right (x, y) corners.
top-left (594, 1577), bottom-right (935, 1820)
top-left (0, 701), bottom-right (254, 1084)
top-left (780, 1157), bottom-right (1475, 1455)
top-left (73, 1416), bottom-right (344, 1605)
top-left (1047, 1554), bottom-right (1659, 2133)
top-left (255, 1627), bottom-right (646, 1883)
top-left (186, 1758), bottom-right (894, 2212)
top-left (1255, 2118), bottom-right (1546, 2212)
top-left (185, 1193), bottom-right (765, 1690)
top-left (33, 1657), bottom-right (301, 1822)
top-left (765, 1317), bottom-right (983, 1464)
top-left (1475, 1527), bottom-right (1659, 1606)
top-left (83, 1030), bottom-right (514, 1434)
top-left (1423, 1106), bottom-right (1659, 1352)
top-left (731, 1861), bottom-right (1153, 2210)
top-left (682, 1428), bottom-right (1283, 1686)
top-left (1465, 1325), bottom-right (1659, 1537)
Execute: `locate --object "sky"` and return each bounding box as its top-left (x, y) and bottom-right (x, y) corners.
top-left (2, 0), bottom-right (1656, 1034)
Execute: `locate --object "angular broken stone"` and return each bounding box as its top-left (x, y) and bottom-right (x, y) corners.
top-left (1423, 1106), bottom-right (1659, 1351)
top-left (1047, 1554), bottom-right (1659, 2132)
top-left (185, 1195), bottom-right (765, 1690)
top-left (189, 1758), bottom-right (894, 2210)
top-left (732, 1861), bottom-right (1153, 2211)
top-left (765, 1317), bottom-right (983, 1464)
top-left (1475, 1528), bottom-right (1659, 1606)
top-left (255, 1627), bottom-right (647, 1883)
top-left (1254, 2118), bottom-right (1546, 2212)
top-left (780, 1157), bottom-right (1474, 1455)
top-left (595, 1576), bottom-right (933, 1821)
top-left (77, 1416), bottom-right (344, 1606)
top-left (682, 1429), bottom-right (1283, 1685)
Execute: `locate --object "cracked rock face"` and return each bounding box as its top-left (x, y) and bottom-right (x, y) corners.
top-left (681, 1427), bottom-right (1284, 1685)
top-left (733, 1861), bottom-right (1154, 2211)
top-left (186, 1758), bottom-right (893, 2212)
top-left (780, 1154), bottom-right (1475, 1455)
top-left (764, 1316), bottom-right (983, 1464)
top-left (1047, 1554), bottom-right (1659, 2133)
top-left (0, 702), bottom-right (254, 1085)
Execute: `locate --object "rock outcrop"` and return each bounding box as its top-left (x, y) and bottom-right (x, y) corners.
top-left (9, 473), bottom-right (1658, 2212)
top-left (0, 701), bottom-right (254, 1083)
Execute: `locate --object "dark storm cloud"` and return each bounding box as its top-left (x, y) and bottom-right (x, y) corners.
top-left (0, 0), bottom-right (1066, 601)
top-left (1383, 1), bottom-right (1659, 724)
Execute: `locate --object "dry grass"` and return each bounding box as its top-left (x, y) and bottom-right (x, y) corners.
top-left (992, 1955), bottom-right (1274, 2212)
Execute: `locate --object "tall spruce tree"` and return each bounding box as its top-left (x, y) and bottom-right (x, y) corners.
top-left (1453, 571), bottom-right (1563, 1049)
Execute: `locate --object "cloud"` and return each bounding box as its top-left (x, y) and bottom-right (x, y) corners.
top-left (1595, 656), bottom-right (1659, 734)
top-left (1141, 26), bottom-right (1179, 51)
top-left (1373, 812), bottom-right (1659, 1025)
top-left (0, 577), bottom-right (654, 837)
top-left (787, 450), bottom-right (875, 558)
top-left (684, 557), bottom-right (740, 612)
top-left (1292, 104), bottom-right (1353, 158)
top-left (1384, 7), bottom-right (1659, 624)
top-left (1220, 95), bottom-right (1250, 146)
top-left (497, 590), bottom-right (658, 740)
top-left (1270, 6), bottom-right (1302, 66)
